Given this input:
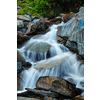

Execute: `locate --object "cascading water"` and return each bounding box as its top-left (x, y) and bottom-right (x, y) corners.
top-left (17, 22), bottom-right (84, 96)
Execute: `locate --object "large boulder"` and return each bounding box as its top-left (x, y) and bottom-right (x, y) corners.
top-left (36, 76), bottom-right (76, 97)
top-left (34, 53), bottom-right (73, 71)
top-left (57, 7), bottom-right (84, 57)
top-left (24, 41), bottom-right (51, 53)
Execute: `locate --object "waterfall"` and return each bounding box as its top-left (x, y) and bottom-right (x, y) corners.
top-left (17, 22), bottom-right (84, 96)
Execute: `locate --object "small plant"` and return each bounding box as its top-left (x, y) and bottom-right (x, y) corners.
top-left (17, 9), bottom-right (25, 15)
top-left (17, 1), bottom-right (22, 5)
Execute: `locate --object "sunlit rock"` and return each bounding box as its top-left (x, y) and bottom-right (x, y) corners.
top-left (36, 76), bottom-right (76, 97)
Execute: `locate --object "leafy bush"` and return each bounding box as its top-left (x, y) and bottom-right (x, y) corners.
top-left (17, 0), bottom-right (84, 17)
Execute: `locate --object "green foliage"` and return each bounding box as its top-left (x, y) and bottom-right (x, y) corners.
top-left (17, 0), bottom-right (84, 17)
top-left (17, 9), bottom-right (25, 15)
top-left (17, 1), bottom-right (22, 5)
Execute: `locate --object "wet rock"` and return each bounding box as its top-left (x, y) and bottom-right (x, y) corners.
top-left (57, 7), bottom-right (84, 57)
top-left (25, 88), bottom-right (59, 98)
top-left (36, 76), bottom-right (76, 97)
top-left (17, 62), bottom-right (22, 73)
top-left (17, 15), bottom-right (31, 22)
top-left (72, 95), bottom-right (84, 100)
top-left (61, 12), bottom-right (75, 23)
top-left (24, 41), bottom-right (51, 53)
top-left (34, 53), bottom-right (73, 71)
top-left (17, 20), bottom-right (24, 29)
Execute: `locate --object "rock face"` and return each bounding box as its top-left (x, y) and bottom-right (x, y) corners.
top-left (24, 41), bottom-right (51, 53)
top-left (36, 76), bottom-right (76, 97)
top-left (57, 7), bottom-right (84, 57)
top-left (34, 53), bottom-right (73, 71)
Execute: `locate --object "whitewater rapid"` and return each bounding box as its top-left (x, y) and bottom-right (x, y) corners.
top-left (17, 22), bottom-right (84, 96)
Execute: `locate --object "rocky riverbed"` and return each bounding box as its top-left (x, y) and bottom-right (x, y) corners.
top-left (17, 7), bottom-right (84, 100)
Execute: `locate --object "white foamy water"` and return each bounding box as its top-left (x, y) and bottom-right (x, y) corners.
top-left (17, 22), bottom-right (84, 96)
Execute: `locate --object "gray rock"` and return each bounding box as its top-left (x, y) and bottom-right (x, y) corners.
top-left (17, 62), bottom-right (22, 73)
top-left (57, 7), bottom-right (84, 57)
top-left (34, 53), bottom-right (73, 71)
top-left (17, 15), bottom-right (31, 22)
top-left (21, 28), bottom-right (27, 33)
top-left (17, 20), bottom-right (24, 29)
top-left (24, 41), bottom-right (51, 53)
top-left (24, 22), bottom-right (29, 29)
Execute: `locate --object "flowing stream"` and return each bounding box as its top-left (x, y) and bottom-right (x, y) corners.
top-left (17, 22), bottom-right (84, 96)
